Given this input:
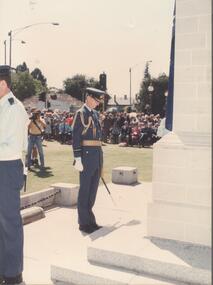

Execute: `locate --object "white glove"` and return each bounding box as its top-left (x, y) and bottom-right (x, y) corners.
top-left (74, 157), bottom-right (83, 172)
top-left (23, 166), bottom-right (28, 176)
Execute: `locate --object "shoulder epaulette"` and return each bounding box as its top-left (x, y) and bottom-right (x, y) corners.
top-left (8, 98), bottom-right (14, 105)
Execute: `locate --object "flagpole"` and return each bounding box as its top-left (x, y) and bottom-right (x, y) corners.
top-left (165, 1), bottom-right (176, 131)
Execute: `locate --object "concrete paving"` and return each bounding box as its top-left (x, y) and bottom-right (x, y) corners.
top-left (88, 224), bottom-right (211, 285)
top-left (23, 182), bottom-right (211, 285)
top-left (23, 182), bottom-right (151, 284)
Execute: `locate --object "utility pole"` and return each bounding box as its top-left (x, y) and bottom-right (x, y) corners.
top-left (4, 40), bottom-right (6, 64)
top-left (8, 31), bottom-right (12, 66)
top-left (129, 67), bottom-right (132, 107)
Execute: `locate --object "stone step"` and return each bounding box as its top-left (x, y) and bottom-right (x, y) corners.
top-left (51, 183), bottom-right (79, 206)
top-left (112, 167), bottom-right (138, 185)
top-left (21, 187), bottom-right (56, 209)
top-left (51, 259), bottom-right (174, 285)
top-left (21, 206), bottom-right (45, 225)
top-left (87, 222), bottom-right (211, 285)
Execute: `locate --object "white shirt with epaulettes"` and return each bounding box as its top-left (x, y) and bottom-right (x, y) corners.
top-left (0, 91), bottom-right (29, 160)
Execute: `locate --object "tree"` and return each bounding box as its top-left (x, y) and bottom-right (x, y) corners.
top-left (11, 71), bottom-right (45, 102)
top-left (144, 62), bottom-right (151, 80)
top-left (135, 62), bottom-right (152, 113)
top-left (63, 74), bottom-right (102, 101)
top-left (31, 68), bottom-right (47, 86)
top-left (151, 73), bottom-right (169, 116)
top-left (63, 74), bottom-right (111, 111)
top-left (63, 74), bottom-right (87, 101)
top-left (87, 77), bottom-right (102, 89)
top-left (11, 72), bottom-right (37, 101)
top-left (136, 73), bottom-right (168, 116)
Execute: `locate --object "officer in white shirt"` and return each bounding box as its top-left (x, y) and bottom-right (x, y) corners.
top-left (0, 65), bottom-right (29, 285)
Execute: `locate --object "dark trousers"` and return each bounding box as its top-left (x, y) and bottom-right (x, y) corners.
top-left (78, 167), bottom-right (101, 226)
top-left (0, 160), bottom-right (24, 277)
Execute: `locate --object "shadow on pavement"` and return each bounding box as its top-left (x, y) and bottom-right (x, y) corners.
top-left (32, 167), bottom-right (54, 178)
top-left (145, 236), bottom-right (211, 270)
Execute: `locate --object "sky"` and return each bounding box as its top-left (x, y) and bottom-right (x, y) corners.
top-left (0, 0), bottom-right (175, 99)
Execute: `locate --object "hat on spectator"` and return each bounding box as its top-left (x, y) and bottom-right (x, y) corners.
top-left (85, 87), bottom-right (105, 103)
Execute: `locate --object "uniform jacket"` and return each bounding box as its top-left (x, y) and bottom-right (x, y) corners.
top-left (72, 105), bottom-right (103, 172)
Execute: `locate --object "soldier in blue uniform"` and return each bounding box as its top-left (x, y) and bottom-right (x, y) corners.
top-left (72, 87), bottom-right (105, 234)
top-left (0, 66), bottom-right (29, 284)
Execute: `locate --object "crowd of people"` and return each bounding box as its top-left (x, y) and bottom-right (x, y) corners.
top-left (26, 107), bottom-right (164, 147)
top-left (100, 112), bottom-right (162, 147)
top-left (26, 107), bottom-right (167, 170)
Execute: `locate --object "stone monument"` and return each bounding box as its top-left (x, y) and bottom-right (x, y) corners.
top-left (147, 0), bottom-right (211, 246)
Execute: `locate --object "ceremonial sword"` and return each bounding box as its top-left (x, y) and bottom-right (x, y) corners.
top-left (101, 176), bottom-right (116, 206)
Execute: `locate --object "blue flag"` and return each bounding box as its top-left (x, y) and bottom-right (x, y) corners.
top-left (165, 2), bottom-right (176, 131)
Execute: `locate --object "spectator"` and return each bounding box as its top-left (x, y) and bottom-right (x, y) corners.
top-left (27, 110), bottom-right (46, 170)
top-left (119, 121), bottom-right (132, 145)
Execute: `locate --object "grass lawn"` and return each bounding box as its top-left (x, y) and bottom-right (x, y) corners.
top-left (23, 140), bottom-right (153, 194)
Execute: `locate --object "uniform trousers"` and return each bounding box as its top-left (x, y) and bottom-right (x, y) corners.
top-left (77, 147), bottom-right (102, 226)
top-left (0, 160), bottom-right (24, 277)
top-left (78, 168), bottom-right (101, 226)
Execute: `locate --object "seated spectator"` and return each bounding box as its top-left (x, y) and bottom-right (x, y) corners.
top-left (101, 113), bottom-right (112, 143)
top-left (130, 122), bottom-right (140, 146)
top-left (139, 122), bottom-right (157, 147)
top-left (110, 120), bottom-right (120, 144)
top-left (119, 121), bottom-right (132, 145)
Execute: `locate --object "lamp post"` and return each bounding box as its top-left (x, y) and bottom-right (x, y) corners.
top-left (4, 40), bottom-right (6, 64)
top-left (148, 83), bottom-right (154, 114)
top-left (4, 39), bottom-right (26, 65)
top-left (8, 22), bottom-right (59, 66)
top-left (129, 67), bottom-right (132, 107)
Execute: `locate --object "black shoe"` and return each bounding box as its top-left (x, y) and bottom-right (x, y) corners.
top-left (91, 224), bottom-right (103, 231)
top-left (79, 224), bottom-right (95, 234)
top-left (3, 273), bottom-right (23, 284)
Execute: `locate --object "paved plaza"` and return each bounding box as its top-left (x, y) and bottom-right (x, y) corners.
top-left (22, 182), bottom-right (211, 285)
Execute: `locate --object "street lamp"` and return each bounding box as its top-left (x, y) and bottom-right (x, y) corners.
top-left (148, 84), bottom-right (154, 93)
top-left (4, 40), bottom-right (6, 64)
top-left (129, 67), bottom-right (132, 106)
top-left (4, 39), bottom-right (26, 65)
top-left (4, 39), bottom-right (26, 64)
top-left (8, 22), bottom-right (59, 66)
top-left (148, 83), bottom-right (154, 114)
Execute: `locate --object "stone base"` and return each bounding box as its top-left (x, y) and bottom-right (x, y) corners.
top-left (51, 261), bottom-right (172, 285)
top-left (112, 167), bottom-right (138, 185)
top-left (51, 220), bottom-right (211, 285)
top-left (21, 206), bottom-right (45, 225)
top-left (148, 132), bottom-right (211, 246)
top-left (87, 222), bottom-right (211, 285)
top-left (51, 183), bottom-right (79, 206)
top-left (21, 187), bottom-right (56, 209)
